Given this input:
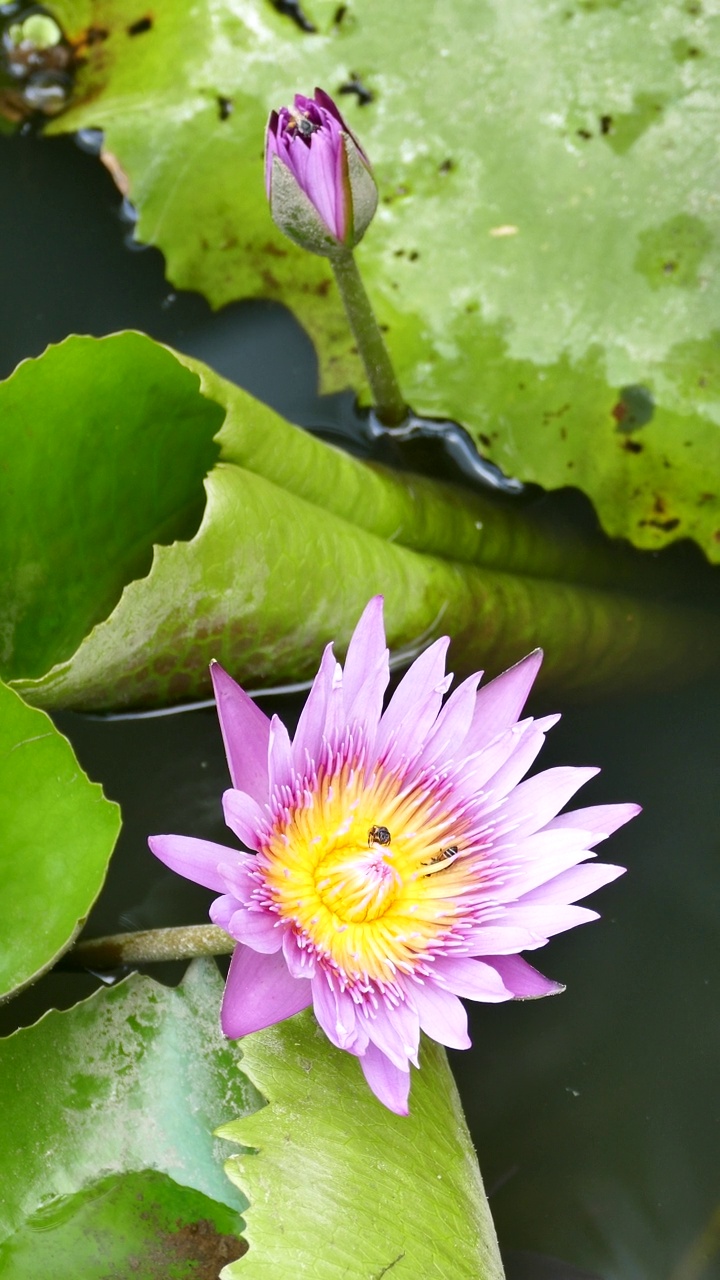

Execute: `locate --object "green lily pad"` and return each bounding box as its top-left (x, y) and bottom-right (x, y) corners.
top-left (0, 1170), bottom-right (246, 1280)
top-left (0, 962), bottom-right (261, 1251)
top-left (42, 0), bottom-right (720, 561)
top-left (3, 332), bottom-right (717, 711)
top-left (218, 1008), bottom-right (504, 1280)
top-left (0, 331), bottom-right (221, 683)
top-left (0, 678), bottom-right (120, 1001)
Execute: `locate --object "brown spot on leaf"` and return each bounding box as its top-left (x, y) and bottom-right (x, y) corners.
top-left (622, 439), bottom-right (644, 453)
top-left (639, 516), bottom-right (681, 532)
top-left (261, 268), bottom-right (281, 290)
top-left (127, 15), bottom-right (153, 35)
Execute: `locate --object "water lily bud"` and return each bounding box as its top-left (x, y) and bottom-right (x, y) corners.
top-left (265, 87), bottom-right (378, 257)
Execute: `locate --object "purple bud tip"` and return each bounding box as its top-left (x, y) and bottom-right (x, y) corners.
top-left (264, 87), bottom-right (375, 249)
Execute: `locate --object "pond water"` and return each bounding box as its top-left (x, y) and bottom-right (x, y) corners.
top-left (1, 131), bottom-right (719, 1280)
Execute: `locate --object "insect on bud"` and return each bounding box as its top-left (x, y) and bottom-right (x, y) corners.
top-left (265, 87), bottom-right (378, 257)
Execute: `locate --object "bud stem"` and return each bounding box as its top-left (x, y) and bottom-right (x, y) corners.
top-left (60, 924), bottom-right (234, 970)
top-left (331, 248), bottom-right (407, 426)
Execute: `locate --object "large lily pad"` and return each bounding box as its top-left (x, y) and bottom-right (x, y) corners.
top-left (4, 332), bottom-right (717, 711)
top-left (0, 677), bottom-right (120, 1001)
top-left (42, 0), bottom-right (720, 561)
top-left (0, 962), bottom-right (259, 1253)
top-left (218, 1008), bottom-right (504, 1280)
top-left (0, 331), bottom-right (221, 682)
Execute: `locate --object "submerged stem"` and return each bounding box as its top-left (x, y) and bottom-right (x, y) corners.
top-left (61, 924), bottom-right (234, 970)
top-left (330, 248), bottom-right (407, 426)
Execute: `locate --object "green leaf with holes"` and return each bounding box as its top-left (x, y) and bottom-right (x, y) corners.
top-left (0, 677), bottom-right (120, 1001)
top-left (218, 1008), bottom-right (504, 1279)
top-left (4, 332), bottom-right (717, 712)
top-left (0, 962), bottom-right (258, 1272)
top-left (40, 0), bottom-right (720, 561)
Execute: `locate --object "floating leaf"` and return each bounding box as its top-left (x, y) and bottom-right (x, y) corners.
top-left (0, 678), bottom-right (120, 1001)
top-left (0, 331), bottom-right (221, 682)
top-left (3, 333), bottom-right (717, 710)
top-left (0, 962), bottom-right (260, 1254)
top-left (0, 1170), bottom-right (246, 1280)
top-left (42, 0), bottom-right (720, 560)
top-left (219, 1008), bottom-right (504, 1280)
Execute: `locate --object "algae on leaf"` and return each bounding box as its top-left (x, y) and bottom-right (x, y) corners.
top-left (0, 1170), bottom-right (246, 1280)
top-left (0, 962), bottom-right (261, 1245)
top-left (42, 0), bottom-right (720, 561)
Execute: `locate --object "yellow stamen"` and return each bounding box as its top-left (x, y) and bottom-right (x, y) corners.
top-left (261, 764), bottom-right (476, 984)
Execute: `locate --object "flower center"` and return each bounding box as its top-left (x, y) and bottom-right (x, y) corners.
top-left (259, 756), bottom-right (472, 984)
top-left (314, 842), bottom-right (400, 924)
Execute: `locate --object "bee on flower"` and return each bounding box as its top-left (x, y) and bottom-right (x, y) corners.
top-left (150, 598), bottom-right (637, 1114)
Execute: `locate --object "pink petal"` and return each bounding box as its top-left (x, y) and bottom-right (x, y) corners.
top-left (342, 596), bottom-right (388, 704)
top-left (312, 973), bottom-right (363, 1052)
top-left (364, 996), bottom-right (420, 1067)
top-left (479, 722), bottom-right (553, 803)
top-left (409, 980), bottom-right (471, 1048)
top-left (282, 930), bottom-right (316, 979)
top-left (417, 672), bottom-right (483, 768)
top-left (359, 1042), bottom-right (411, 1115)
top-left (489, 766), bottom-right (600, 840)
top-left (544, 802), bottom-right (641, 840)
top-left (292, 643), bottom-right (340, 771)
top-left (303, 120), bottom-right (345, 237)
top-left (499, 902), bottom-right (600, 937)
top-left (268, 714), bottom-right (295, 793)
top-left (484, 954), bottom-right (564, 998)
top-left (210, 662), bottom-right (270, 803)
top-left (464, 650), bottom-right (544, 755)
top-left (343, 597), bottom-right (390, 746)
top-left (451, 713), bottom-right (557, 802)
top-left (462, 924), bottom-right (541, 955)
top-left (209, 894), bottom-right (240, 930)
top-left (216, 857), bottom-right (258, 903)
top-left (224, 905), bottom-right (283, 953)
top-left (221, 945), bottom-right (311, 1038)
top-left (148, 834), bottom-right (236, 892)
top-left (222, 789), bottom-right (266, 850)
top-left (482, 830), bottom-right (599, 903)
top-left (431, 956), bottom-right (514, 1003)
top-left (375, 637), bottom-right (451, 767)
top-left (519, 861), bottom-right (625, 904)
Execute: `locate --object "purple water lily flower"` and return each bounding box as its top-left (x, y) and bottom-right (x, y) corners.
top-left (150, 599), bottom-right (637, 1115)
top-left (265, 87), bottom-right (378, 254)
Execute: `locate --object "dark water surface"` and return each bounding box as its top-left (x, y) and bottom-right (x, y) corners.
top-left (2, 132), bottom-right (719, 1280)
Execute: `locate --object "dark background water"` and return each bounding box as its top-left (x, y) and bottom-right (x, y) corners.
top-left (2, 131), bottom-right (719, 1280)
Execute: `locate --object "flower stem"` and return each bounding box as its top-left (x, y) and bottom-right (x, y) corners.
top-left (60, 924), bottom-right (234, 970)
top-left (330, 248), bottom-right (407, 426)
